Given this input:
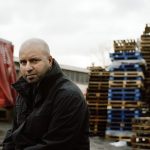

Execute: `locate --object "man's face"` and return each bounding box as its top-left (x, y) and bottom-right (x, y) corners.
top-left (19, 48), bottom-right (52, 83)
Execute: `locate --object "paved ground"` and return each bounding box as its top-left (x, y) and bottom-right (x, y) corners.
top-left (0, 121), bottom-right (132, 150)
top-left (90, 136), bottom-right (131, 150)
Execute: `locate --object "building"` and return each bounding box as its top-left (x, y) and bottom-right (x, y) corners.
top-left (60, 64), bottom-right (89, 95)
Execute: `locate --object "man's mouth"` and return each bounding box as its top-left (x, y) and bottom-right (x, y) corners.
top-left (27, 74), bottom-right (36, 77)
top-left (26, 74), bottom-right (36, 79)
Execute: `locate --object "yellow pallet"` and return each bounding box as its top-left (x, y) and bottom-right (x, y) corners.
top-left (107, 101), bottom-right (143, 109)
top-left (105, 134), bottom-right (131, 142)
top-left (109, 71), bottom-right (144, 78)
top-left (109, 80), bottom-right (144, 88)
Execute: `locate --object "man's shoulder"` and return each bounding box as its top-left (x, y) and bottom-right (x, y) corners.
top-left (59, 79), bottom-right (82, 95)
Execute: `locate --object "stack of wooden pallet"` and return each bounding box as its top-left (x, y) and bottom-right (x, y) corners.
top-left (106, 40), bottom-right (145, 141)
top-left (132, 117), bottom-right (150, 150)
top-left (86, 66), bottom-right (109, 136)
top-left (113, 39), bottom-right (137, 52)
top-left (140, 24), bottom-right (150, 114)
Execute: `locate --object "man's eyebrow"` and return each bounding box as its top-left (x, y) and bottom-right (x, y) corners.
top-left (30, 57), bottom-right (41, 60)
top-left (19, 59), bottom-right (25, 61)
top-left (20, 56), bottom-right (40, 60)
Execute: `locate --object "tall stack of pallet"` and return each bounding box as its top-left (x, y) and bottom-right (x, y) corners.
top-left (140, 24), bottom-right (150, 115)
top-left (86, 66), bottom-right (109, 136)
top-left (106, 40), bottom-right (145, 141)
top-left (131, 117), bottom-right (150, 150)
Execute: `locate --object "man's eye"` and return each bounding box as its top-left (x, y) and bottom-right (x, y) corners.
top-left (31, 59), bottom-right (40, 63)
top-left (20, 61), bottom-right (26, 65)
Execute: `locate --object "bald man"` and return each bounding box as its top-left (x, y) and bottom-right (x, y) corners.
top-left (2, 38), bottom-right (90, 150)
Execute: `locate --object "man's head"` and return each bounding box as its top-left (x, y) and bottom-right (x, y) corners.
top-left (19, 38), bottom-right (53, 83)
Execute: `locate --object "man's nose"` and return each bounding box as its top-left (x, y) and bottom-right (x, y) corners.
top-left (25, 62), bottom-right (33, 72)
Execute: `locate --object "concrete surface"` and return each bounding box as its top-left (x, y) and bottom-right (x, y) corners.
top-left (90, 136), bottom-right (131, 150)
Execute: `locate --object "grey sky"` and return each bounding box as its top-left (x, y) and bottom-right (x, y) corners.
top-left (0, 0), bottom-right (150, 68)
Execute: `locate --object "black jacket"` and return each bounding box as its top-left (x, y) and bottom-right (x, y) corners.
top-left (3, 60), bottom-right (90, 150)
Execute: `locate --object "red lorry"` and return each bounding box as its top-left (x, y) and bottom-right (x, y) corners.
top-left (0, 38), bottom-right (17, 120)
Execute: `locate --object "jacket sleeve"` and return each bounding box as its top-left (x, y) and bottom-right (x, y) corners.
top-left (24, 90), bottom-right (89, 150)
top-left (2, 110), bottom-right (17, 150)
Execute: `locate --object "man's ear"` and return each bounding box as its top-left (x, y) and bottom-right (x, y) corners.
top-left (48, 55), bottom-right (53, 65)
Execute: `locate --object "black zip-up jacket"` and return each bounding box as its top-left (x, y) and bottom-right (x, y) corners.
top-left (2, 60), bottom-right (90, 150)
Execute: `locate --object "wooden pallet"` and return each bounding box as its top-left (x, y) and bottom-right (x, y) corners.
top-left (109, 80), bottom-right (143, 84)
top-left (90, 131), bottom-right (105, 137)
top-left (88, 103), bottom-right (108, 110)
top-left (109, 80), bottom-right (144, 88)
top-left (132, 117), bottom-right (150, 131)
top-left (89, 75), bottom-right (109, 80)
top-left (88, 100), bottom-right (107, 105)
top-left (90, 124), bottom-right (106, 136)
top-left (88, 81), bottom-right (109, 89)
top-left (109, 71), bottom-right (144, 78)
top-left (89, 109), bottom-right (107, 116)
top-left (141, 51), bottom-right (150, 55)
top-left (141, 48), bottom-right (150, 51)
top-left (114, 49), bottom-right (137, 53)
top-left (141, 36), bottom-right (150, 40)
top-left (141, 56), bottom-right (150, 60)
top-left (87, 96), bottom-right (108, 101)
top-left (90, 71), bottom-right (110, 76)
top-left (140, 43), bottom-right (150, 47)
top-left (86, 92), bottom-right (108, 98)
top-left (132, 142), bottom-right (150, 149)
top-left (105, 134), bottom-right (131, 141)
top-left (90, 124), bottom-right (107, 132)
top-left (86, 98), bottom-right (108, 103)
top-left (141, 48), bottom-right (150, 52)
top-left (114, 47), bottom-right (136, 52)
top-left (132, 117), bottom-right (150, 145)
top-left (144, 58), bottom-right (150, 62)
top-left (132, 124), bottom-right (150, 131)
top-left (141, 47), bottom-right (150, 50)
top-left (141, 34), bottom-right (150, 41)
top-left (89, 66), bottom-right (104, 72)
top-left (113, 39), bottom-right (137, 52)
top-left (90, 118), bottom-right (107, 123)
top-left (132, 117), bottom-right (150, 124)
top-left (90, 115), bottom-right (107, 120)
top-left (107, 101), bottom-right (143, 109)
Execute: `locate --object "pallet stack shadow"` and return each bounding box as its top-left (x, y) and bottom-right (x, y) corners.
top-left (106, 40), bottom-right (146, 141)
top-left (140, 24), bottom-right (150, 115)
top-left (131, 117), bottom-right (150, 150)
top-left (86, 66), bottom-right (109, 136)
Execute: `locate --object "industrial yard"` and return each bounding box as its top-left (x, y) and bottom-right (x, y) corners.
top-left (0, 24), bottom-right (150, 150)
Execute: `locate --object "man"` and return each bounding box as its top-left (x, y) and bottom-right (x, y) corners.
top-left (2, 38), bottom-right (90, 150)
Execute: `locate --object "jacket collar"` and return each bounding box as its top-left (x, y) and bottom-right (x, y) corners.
top-left (12, 59), bottom-right (63, 98)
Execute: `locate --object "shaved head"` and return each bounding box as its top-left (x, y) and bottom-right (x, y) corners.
top-left (19, 38), bottom-right (53, 83)
top-left (19, 38), bottom-right (50, 57)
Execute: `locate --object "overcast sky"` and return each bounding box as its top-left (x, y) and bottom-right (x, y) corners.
top-left (0, 0), bottom-right (150, 68)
